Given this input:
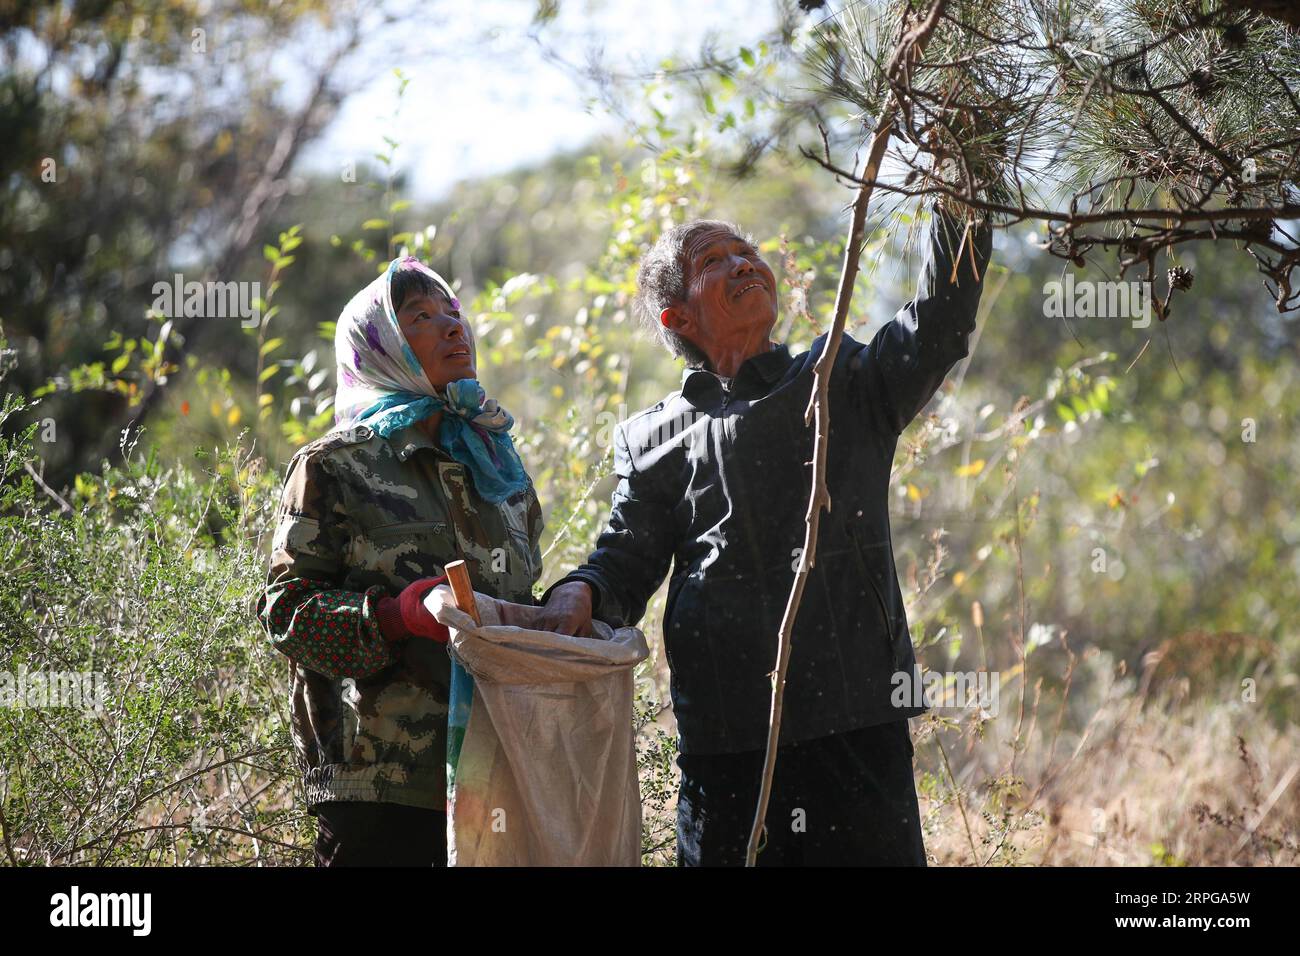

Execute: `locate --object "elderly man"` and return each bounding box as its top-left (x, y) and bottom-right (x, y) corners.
top-left (540, 203), bottom-right (992, 866)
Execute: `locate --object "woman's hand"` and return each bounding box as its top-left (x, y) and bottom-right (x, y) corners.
top-left (377, 576), bottom-right (451, 643)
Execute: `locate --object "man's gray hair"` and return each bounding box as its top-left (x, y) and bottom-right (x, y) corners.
top-left (635, 219), bottom-right (752, 369)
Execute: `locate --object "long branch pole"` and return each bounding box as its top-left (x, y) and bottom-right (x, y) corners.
top-left (745, 0), bottom-right (948, 866)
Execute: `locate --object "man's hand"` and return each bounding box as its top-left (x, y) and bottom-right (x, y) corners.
top-left (534, 581), bottom-right (595, 638)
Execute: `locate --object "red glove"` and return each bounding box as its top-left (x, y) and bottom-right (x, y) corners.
top-left (376, 575), bottom-right (450, 643)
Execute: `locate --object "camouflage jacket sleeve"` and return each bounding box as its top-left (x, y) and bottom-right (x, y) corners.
top-left (256, 447), bottom-right (397, 679)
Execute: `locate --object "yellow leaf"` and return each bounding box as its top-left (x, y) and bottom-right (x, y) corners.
top-left (209, 400), bottom-right (223, 419)
top-left (953, 571), bottom-right (967, 587)
top-left (906, 484), bottom-right (922, 502)
top-left (956, 459), bottom-right (986, 478)
top-left (226, 406), bottom-right (242, 426)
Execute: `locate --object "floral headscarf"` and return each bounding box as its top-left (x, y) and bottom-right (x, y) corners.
top-left (332, 255), bottom-right (528, 504)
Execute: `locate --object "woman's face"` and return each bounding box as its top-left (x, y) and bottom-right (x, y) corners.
top-left (394, 288), bottom-right (476, 387)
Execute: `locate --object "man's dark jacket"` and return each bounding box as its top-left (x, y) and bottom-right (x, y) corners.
top-left (548, 211), bottom-right (993, 754)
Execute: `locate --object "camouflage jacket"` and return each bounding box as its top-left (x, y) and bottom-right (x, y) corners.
top-left (257, 420), bottom-right (543, 812)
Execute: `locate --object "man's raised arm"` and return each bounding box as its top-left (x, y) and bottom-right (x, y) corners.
top-left (851, 205), bottom-right (993, 435)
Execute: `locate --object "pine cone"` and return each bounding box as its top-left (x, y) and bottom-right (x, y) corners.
top-left (1168, 266), bottom-right (1194, 291)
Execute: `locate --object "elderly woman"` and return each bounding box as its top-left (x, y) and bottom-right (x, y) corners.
top-left (257, 256), bottom-right (543, 867)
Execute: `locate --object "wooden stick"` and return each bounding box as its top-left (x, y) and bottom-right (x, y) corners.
top-left (443, 560), bottom-right (480, 627)
top-left (744, 0), bottom-right (949, 867)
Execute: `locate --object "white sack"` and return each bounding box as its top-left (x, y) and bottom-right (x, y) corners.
top-left (428, 586), bottom-right (648, 866)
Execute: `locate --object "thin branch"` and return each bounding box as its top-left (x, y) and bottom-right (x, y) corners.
top-left (746, 0), bottom-right (949, 867)
top-left (22, 461), bottom-right (72, 514)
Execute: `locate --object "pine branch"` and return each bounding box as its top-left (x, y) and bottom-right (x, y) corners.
top-left (806, 0), bottom-right (1300, 313)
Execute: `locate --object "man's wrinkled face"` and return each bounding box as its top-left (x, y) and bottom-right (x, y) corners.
top-left (665, 227), bottom-right (778, 353)
top-left (395, 288), bottom-right (476, 388)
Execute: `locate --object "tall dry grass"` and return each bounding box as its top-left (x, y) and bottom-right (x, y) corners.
top-left (915, 644), bottom-right (1299, 866)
